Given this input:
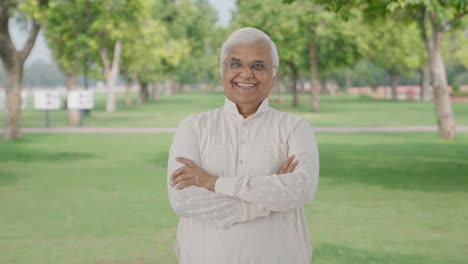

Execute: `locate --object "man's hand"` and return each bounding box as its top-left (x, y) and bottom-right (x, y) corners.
top-left (277, 155), bottom-right (298, 174)
top-left (170, 157), bottom-right (218, 191)
top-left (171, 155), bottom-right (297, 191)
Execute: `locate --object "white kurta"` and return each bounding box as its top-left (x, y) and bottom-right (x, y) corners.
top-left (167, 98), bottom-right (319, 264)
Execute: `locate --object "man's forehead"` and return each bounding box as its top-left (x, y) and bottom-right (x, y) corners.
top-left (226, 42), bottom-right (271, 61)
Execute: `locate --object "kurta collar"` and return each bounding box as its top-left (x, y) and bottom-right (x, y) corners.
top-left (224, 97), bottom-right (270, 118)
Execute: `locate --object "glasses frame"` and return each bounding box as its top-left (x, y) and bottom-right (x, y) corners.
top-left (223, 59), bottom-right (277, 74)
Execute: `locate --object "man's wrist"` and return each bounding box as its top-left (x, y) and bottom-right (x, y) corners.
top-left (205, 175), bottom-right (218, 192)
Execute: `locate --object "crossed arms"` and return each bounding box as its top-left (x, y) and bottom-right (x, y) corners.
top-left (167, 116), bottom-right (319, 229)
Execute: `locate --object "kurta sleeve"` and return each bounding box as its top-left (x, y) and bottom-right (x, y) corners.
top-left (215, 119), bottom-right (319, 212)
top-left (167, 115), bottom-right (270, 229)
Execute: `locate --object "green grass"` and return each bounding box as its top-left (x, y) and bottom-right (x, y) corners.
top-left (6, 90), bottom-right (468, 128)
top-left (1, 133), bottom-right (467, 263)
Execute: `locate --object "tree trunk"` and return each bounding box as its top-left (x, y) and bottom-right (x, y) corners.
top-left (417, 7), bottom-right (433, 103)
top-left (430, 26), bottom-right (456, 139)
top-left (309, 40), bottom-right (320, 112)
top-left (417, 8), bottom-right (455, 138)
top-left (419, 64), bottom-right (431, 101)
top-left (0, 15), bottom-right (41, 140)
top-left (344, 69), bottom-right (351, 92)
top-left (276, 77), bottom-right (284, 104)
top-left (124, 82), bottom-right (133, 108)
top-left (320, 78), bottom-right (327, 95)
top-left (99, 39), bottom-right (122, 113)
top-left (164, 78), bottom-right (174, 96)
top-left (64, 72), bottom-right (80, 126)
top-left (124, 73), bottom-right (136, 108)
top-left (3, 65), bottom-right (22, 140)
top-left (174, 81), bottom-right (181, 93)
top-left (389, 71), bottom-right (400, 101)
top-left (139, 82), bottom-right (149, 104)
top-left (152, 82), bottom-right (160, 102)
top-left (288, 62), bottom-right (298, 107)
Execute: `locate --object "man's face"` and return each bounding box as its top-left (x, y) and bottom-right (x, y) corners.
top-left (221, 40), bottom-right (275, 111)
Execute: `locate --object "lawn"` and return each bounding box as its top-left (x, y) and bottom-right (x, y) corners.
top-left (7, 90), bottom-right (468, 128)
top-left (1, 133), bottom-right (467, 264)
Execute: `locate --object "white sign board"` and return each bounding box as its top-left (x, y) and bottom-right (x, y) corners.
top-left (34, 90), bottom-right (62, 110)
top-left (21, 91), bottom-right (28, 109)
top-left (67, 90), bottom-right (94, 110)
top-left (1, 90), bottom-right (29, 110)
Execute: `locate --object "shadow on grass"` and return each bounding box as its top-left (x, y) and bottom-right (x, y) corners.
top-left (147, 150), bottom-right (169, 169)
top-left (0, 144), bottom-right (95, 186)
top-left (0, 168), bottom-right (21, 186)
top-left (320, 140), bottom-right (468, 193)
top-left (0, 139), bottom-right (95, 164)
top-left (315, 243), bottom-right (461, 264)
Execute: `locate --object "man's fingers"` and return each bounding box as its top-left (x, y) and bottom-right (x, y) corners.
top-left (280, 155), bottom-right (294, 171)
top-left (171, 171), bottom-right (195, 187)
top-left (171, 166), bottom-right (194, 182)
top-left (176, 157), bottom-right (197, 168)
top-left (286, 161), bottom-right (299, 173)
top-left (171, 166), bottom-right (186, 180)
top-left (278, 155), bottom-right (295, 174)
top-left (175, 178), bottom-right (197, 190)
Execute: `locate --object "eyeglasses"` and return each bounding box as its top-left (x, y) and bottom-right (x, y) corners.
top-left (224, 60), bottom-right (276, 73)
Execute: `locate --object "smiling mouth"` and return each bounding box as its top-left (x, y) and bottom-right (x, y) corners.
top-left (234, 82), bottom-right (257, 89)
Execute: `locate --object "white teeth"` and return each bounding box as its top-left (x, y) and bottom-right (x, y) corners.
top-left (236, 83), bottom-right (255, 87)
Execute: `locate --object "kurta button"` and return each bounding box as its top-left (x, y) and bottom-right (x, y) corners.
top-left (238, 160), bottom-right (244, 165)
top-left (240, 140), bottom-right (246, 145)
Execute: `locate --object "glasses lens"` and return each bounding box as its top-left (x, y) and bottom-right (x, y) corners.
top-left (228, 61), bottom-right (242, 69)
top-left (251, 63), bottom-right (266, 71)
top-left (226, 60), bottom-right (270, 72)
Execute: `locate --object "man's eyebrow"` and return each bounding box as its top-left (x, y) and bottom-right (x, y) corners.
top-left (229, 58), bottom-right (266, 63)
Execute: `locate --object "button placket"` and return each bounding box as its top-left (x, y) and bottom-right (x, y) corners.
top-left (237, 120), bottom-right (248, 177)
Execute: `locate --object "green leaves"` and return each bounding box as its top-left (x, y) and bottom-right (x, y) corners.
top-left (234, 0), bottom-right (367, 77)
top-left (367, 19), bottom-right (423, 77)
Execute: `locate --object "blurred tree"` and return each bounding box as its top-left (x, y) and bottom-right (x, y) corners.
top-left (235, 0), bottom-right (367, 110)
top-left (120, 0), bottom-right (189, 105)
top-left (387, 0), bottom-right (468, 138)
top-left (306, 0), bottom-right (468, 138)
top-left (310, 7), bottom-right (368, 97)
top-left (348, 60), bottom-right (387, 87)
top-left (22, 60), bottom-right (64, 87)
top-left (85, 0), bottom-right (141, 112)
top-left (452, 30), bottom-right (468, 69)
top-left (0, 65), bottom-right (5, 82)
top-left (444, 24), bottom-right (468, 91)
top-left (234, 0), bottom-right (308, 107)
top-left (367, 19), bottom-right (422, 100)
top-left (170, 0), bottom-right (222, 87)
top-left (0, 0), bottom-right (49, 140)
top-left (44, 0), bottom-right (87, 125)
top-left (153, 0), bottom-right (223, 94)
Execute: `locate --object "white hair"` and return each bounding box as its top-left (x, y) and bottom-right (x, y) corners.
top-left (219, 27), bottom-right (279, 76)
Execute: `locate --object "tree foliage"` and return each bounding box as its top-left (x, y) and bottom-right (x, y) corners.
top-left (367, 19), bottom-right (422, 77)
top-left (120, 0), bottom-right (190, 85)
top-left (156, 0), bottom-right (222, 85)
top-left (0, 0), bottom-right (49, 140)
top-left (44, 0), bottom-right (86, 77)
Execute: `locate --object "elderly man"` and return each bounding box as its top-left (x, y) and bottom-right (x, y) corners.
top-left (167, 27), bottom-right (319, 264)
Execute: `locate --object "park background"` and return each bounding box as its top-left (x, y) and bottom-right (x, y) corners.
top-left (1, 0), bottom-right (468, 263)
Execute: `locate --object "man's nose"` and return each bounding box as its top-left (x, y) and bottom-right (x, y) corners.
top-left (240, 64), bottom-right (254, 78)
